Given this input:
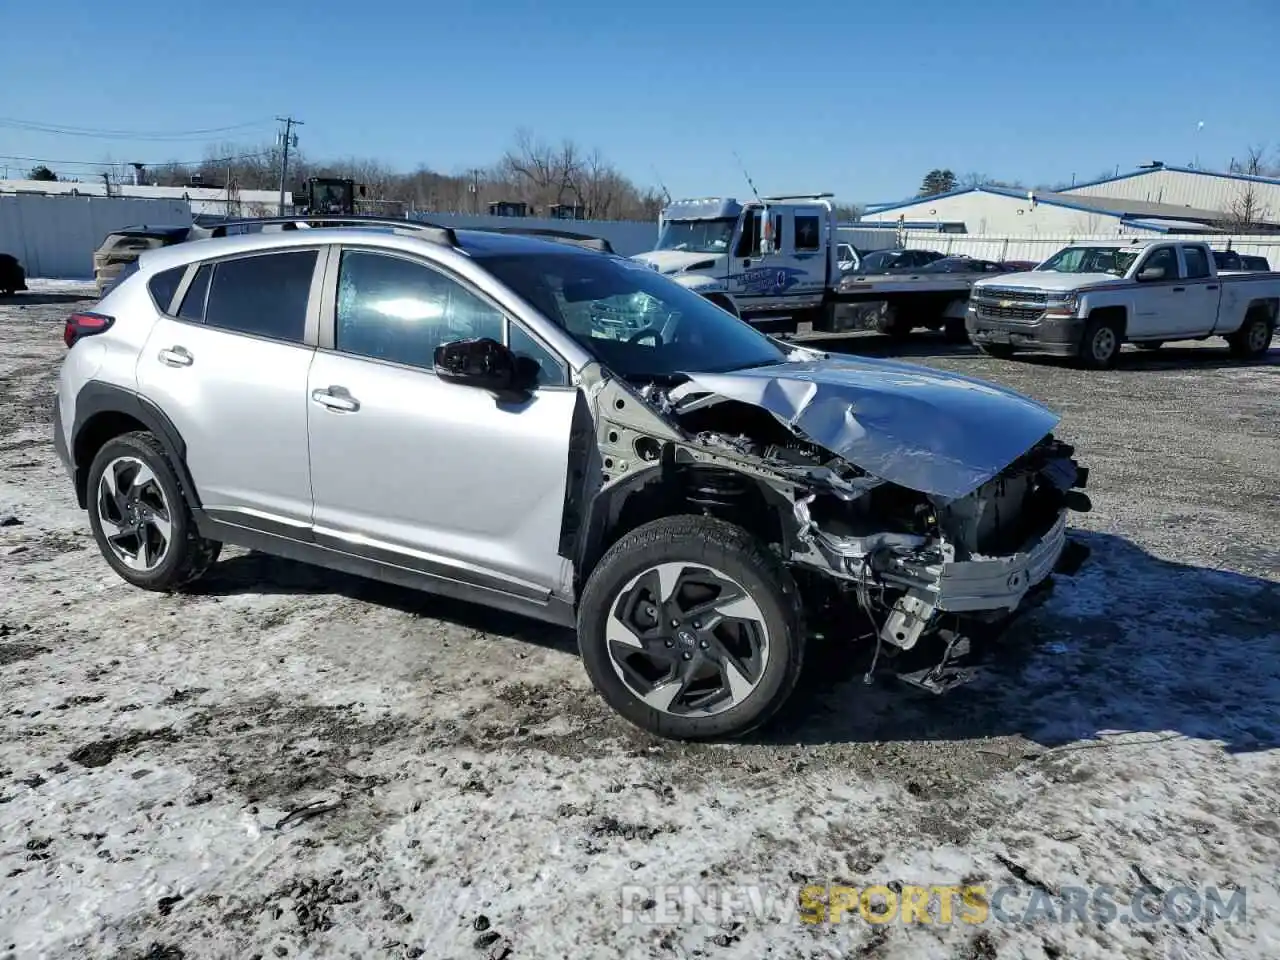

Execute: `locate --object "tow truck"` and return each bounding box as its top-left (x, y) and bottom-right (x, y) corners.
top-left (631, 193), bottom-right (1003, 339)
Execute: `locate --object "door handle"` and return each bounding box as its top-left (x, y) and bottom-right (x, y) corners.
top-left (1206, 284), bottom-right (1219, 290)
top-left (1171, 286), bottom-right (1185, 293)
top-left (157, 346), bottom-right (193, 367)
top-left (310, 387), bottom-right (359, 412)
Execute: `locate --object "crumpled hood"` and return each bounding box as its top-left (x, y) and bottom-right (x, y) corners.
top-left (978, 271), bottom-right (1122, 293)
top-left (631, 249), bottom-right (720, 274)
top-left (671, 357), bottom-right (1060, 500)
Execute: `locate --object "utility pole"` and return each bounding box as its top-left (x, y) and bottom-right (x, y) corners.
top-left (276, 116), bottom-right (303, 215)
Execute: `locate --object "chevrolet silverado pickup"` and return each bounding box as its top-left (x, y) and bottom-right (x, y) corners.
top-left (967, 240), bottom-right (1279, 368)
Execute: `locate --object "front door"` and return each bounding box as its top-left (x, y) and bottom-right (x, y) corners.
top-left (135, 249), bottom-right (320, 530)
top-left (728, 205), bottom-right (825, 314)
top-left (305, 247), bottom-right (578, 598)
top-left (1129, 245), bottom-right (1186, 339)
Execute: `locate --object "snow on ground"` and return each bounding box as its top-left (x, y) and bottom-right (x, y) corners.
top-left (1, 285), bottom-right (1278, 960)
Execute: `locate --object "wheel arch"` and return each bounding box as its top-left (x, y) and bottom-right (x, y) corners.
top-left (702, 292), bottom-right (740, 318)
top-left (1244, 297), bottom-right (1278, 324)
top-left (1087, 304), bottom-right (1128, 337)
top-left (70, 382), bottom-right (199, 510)
top-left (572, 455), bottom-right (796, 598)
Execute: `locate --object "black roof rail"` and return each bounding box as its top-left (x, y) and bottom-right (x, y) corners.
top-left (193, 215), bottom-right (459, 249)
top-left (762, 192), bottom-right (835, 201)
top-left (471, 226), bottom-right (616, 255)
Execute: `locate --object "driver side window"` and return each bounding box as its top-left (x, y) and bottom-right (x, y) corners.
top-left (333, 249), bottom-right (564, 385)
top-left (1138, 247), bottom-right (1180, 281)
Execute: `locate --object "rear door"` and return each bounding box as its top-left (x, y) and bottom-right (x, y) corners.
top-left (135, 247), bottom-right (322, 531)
top-left (304, 245), bottom-right (577, 599)
top-left (1177, 244), bottom-right (1220, 336)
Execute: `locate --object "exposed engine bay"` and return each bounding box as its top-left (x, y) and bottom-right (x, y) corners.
top-left (576, 355), bottom-right (1092, 694)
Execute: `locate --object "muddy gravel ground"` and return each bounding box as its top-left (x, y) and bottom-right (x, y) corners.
top-left (1, 281), bottom-right (1278, 960)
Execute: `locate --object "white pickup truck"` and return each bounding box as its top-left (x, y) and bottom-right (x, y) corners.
top-left (967, 240), bottom-right (1280, 368)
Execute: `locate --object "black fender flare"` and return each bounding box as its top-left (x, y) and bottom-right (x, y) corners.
top-left (70, 381), bottom-right (201, 509)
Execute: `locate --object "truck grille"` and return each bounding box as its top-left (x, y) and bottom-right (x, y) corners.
top-left (976, 287), bottom-right (1049, 305)
top-left (976, 304), bottom-right (1044, 323)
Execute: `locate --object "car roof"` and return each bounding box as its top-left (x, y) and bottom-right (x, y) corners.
top-left (134, 224), bottom-right (606, 274)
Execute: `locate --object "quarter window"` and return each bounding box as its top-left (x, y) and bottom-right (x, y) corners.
top-left (202, 251), bottom-right (318, 343)
top-left (147, 266), bottom-right (185, 313)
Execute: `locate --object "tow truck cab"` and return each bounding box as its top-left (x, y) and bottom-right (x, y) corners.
top-left (631, 195), bottom-right (840, 322)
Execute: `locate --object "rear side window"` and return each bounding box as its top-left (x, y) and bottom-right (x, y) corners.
top-left (202, 251), bottom-right (318, 343)
top-left (1182, 246), bottom-right (1210, 279)
top-left (794, 215), bottom-right (821, 251)
top-left (177, 264), bottom-right (212, 321)
top-left (147, 266), bottom-right (185, 313)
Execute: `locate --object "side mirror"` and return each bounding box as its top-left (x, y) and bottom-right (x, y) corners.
top-left (1137, 266), bottom-right (1166, 282)
top-left (434, 337), bottom-right (522, 392)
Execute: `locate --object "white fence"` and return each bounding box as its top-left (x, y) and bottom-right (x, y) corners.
top-left (899, 230), bottom-right (1280, 264)
top-left (413, 212), bottom-right (658, 257)
top-left (0, 194), bottom-right (191, 279)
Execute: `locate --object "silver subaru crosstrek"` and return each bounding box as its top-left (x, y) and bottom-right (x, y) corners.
top-left (55, 218), bottom-right (1092, 740)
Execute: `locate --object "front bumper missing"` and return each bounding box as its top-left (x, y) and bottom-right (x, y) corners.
top-left (890, 532), bottom-right (1092, 696)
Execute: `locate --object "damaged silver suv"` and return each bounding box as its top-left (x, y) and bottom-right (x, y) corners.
top-left (54, 218), bottom-right (1091, 740)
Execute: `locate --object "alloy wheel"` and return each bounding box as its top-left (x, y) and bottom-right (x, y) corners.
top-left (605, 562), bottom-right (770, 717)
top-left (96, 456), bottom-right (172, 572)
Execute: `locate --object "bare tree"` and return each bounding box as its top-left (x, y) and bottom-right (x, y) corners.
top-left (1226, 145), bottom-right (1274, 230)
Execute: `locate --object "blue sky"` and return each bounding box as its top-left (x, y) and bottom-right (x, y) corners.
top-left (2, 0), bottom-right (1278, 205)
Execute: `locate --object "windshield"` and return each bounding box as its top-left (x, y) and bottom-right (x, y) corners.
top-left (480, 252), bottom-right (787, 380)
top-left (1037, 246), bottom-right (1139, 276)
top-left (655, 218), bottom-right (736, 254)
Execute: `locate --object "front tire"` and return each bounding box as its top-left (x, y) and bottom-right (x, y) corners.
top-left (943, 317), bottom-right (970, 344)
top-left (85, 431), bottom-right (221, 591)
top-left (1079, 315), bottom-right (1122, 369)
top-left (1227, 309), bottom-right (1274, 359)
top-left (577, 516), bottom-right (805, 741)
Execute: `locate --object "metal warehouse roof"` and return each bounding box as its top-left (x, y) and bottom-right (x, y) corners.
top-left (1060, 164), bottom-right (1280, 220)
top-left (862, 185), bottom-right (1232, 225)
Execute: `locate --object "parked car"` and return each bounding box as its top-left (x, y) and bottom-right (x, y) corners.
top-left (998, 260), bottom-right (1039, 272)
top-left (1212, 250), bottom-right (1272, 273)
top-left (55, 220), bottom-right (1092, 740)
top-left (0, 253), bottom-right (28, 296)
top-left (93, 225), bottom-right (195, 296)
top-left (846, 248), bottom-right (946, 275)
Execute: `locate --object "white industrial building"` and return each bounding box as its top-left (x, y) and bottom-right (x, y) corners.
top-left (860, 185), bottom-right (1244, 236)
top-left (0, 178), bottom-right (288, 218)
top-left (1060, 163), bottom-right (1280, 221)
top-left (861, 164), bottom-right (1280, 236)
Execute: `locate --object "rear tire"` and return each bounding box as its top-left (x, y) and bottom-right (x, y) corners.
top-left (1079, 315), bottom-right (1122, 369)
top-left (577, 516), bottom-right (805, 741)
top-left (85, 431), bottom-right (221, 591)
top-left (943, 317), bottom-right (970, 344)
top-left (1227, 309), bottom-right (1274, 359)
top-left (872, 303), bottom-right (913, 339)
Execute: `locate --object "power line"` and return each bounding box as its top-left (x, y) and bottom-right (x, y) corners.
top-left (0, 150), bottom-right (276, 170)
top-left (0, 116), bottom-right (277, 141)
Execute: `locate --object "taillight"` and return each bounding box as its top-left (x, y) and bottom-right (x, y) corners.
top-left (64, 312), bottom-right (115, 348)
